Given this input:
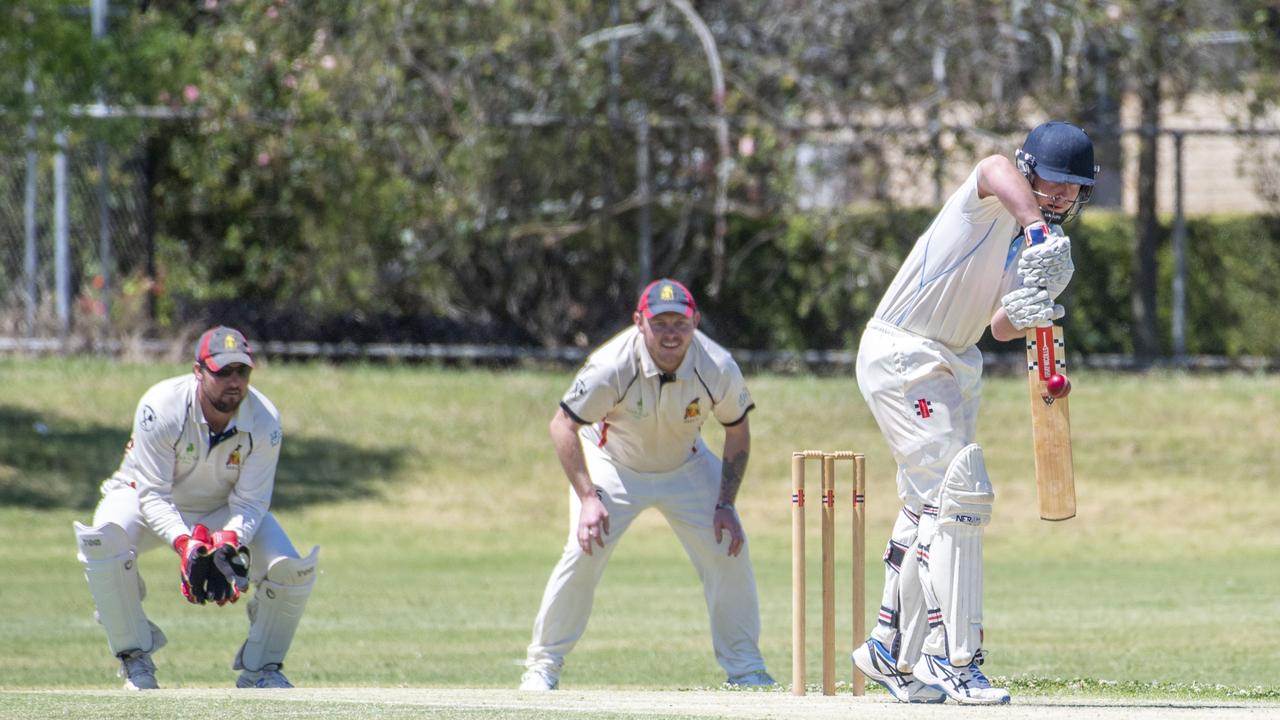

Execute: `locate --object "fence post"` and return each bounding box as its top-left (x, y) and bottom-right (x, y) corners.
top-left (24, 79), bottom-right (38, 337)
top-left (635, 107), bottom-right (652, 290)
top-left (1171, 130), bottom-right (1187, 361)
top-left (54, 131), bottom-right (70, 341)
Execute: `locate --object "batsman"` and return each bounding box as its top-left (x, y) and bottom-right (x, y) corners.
top-left (851, 122), bottom-right (1097, 704)
top-left (73, 326), bottom-right (319, 690)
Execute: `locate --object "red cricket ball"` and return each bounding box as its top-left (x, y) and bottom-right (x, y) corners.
top-left (1046, 373), bottom-right (1072, 398)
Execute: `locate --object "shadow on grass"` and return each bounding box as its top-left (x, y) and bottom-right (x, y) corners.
top-left (0, 404), bottom-right (408, 511)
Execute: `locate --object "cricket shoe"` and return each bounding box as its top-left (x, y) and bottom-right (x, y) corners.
top-left (851, 639), bottom-right (946, 704)
top-left (519, 667), bottom-right (559, 691)
top-left (237, 663), bottom-right (294, 689)
top-left (914, 650), bottom-right (1010, 705)
top-left (118, 649), bottom-right (159, 690)
top-left (725, 670), bottom-right (778, 688)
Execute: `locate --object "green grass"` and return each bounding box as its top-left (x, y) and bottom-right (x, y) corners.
top-left (2, 358), bottom-right (1279, 706)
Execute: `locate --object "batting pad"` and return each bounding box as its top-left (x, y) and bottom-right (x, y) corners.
top-left (74, 522), bottom-right (167, 656)
top-left (234, 546), bottom-right (319, 672)
top-left (925, 444), bottom-right (993, 666)
top-left (871, 509), bottom-right (929, 673)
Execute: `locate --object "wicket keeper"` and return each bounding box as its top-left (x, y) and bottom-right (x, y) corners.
top-left (73, 326), bottom-right (319, 690)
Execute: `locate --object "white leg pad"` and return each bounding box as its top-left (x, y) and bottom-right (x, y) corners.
top-left (74, 522), bottom-right (167, 656)
top-left (919, 444), bottom-right (992, 666)
top-left (895, 511), bottom-right (932, 672)
top-left (234, 547), bottom-right (319, 672)
top-left (870, 508), bottom-right (927, 668)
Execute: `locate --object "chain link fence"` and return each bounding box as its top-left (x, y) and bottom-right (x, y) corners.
top-left (0, 135), bottom-right (152, 343)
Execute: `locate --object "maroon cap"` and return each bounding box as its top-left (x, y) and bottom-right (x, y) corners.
top-left (636, 279), bottom-right (697, 318)
top-left (195, 326), bottom-right (255, 372)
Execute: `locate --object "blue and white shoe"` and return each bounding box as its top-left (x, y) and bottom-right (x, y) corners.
top-left (913, 650), bottom-right (1010, 705)
top-left (851, 639), bottom-right (946, 704)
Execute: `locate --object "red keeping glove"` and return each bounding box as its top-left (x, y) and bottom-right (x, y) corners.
top-left (209, 530), bottom-right (251, 605)
top-left (174, 524), bottom-right (214, 604)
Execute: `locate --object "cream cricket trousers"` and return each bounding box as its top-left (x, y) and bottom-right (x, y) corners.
top-left (524, 439), bottom-right (767, 680)
top-left (91, 482), bottom-right (301, 584)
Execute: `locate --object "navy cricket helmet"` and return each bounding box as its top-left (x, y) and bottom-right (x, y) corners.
top-left (1015, 121), bottom-right (1099, 223)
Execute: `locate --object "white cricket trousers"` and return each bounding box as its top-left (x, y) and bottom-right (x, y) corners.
top-left (525, 439), bottom-right (767, 679)
top-left (856, 320), bottom-right (984, 654)
top-left (855, 319), bottom-right (983, 508)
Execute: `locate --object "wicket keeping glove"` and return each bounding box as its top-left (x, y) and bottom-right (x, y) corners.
top-left (208, 530), bottom-right (251, 605)
top-left (174, 524), bottom-right (215, 604)
top-left (1001, 286), bottom-right (1064, 330)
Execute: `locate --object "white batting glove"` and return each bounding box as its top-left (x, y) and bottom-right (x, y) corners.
top-left (1019, 234), bottom-right (1074, 299)
top-left (1001, 287), bottom-right (1065, 330)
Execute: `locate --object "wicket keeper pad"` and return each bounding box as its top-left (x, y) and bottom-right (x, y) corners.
top-left (234, 546), bottom-right (319, 672)
top-left (74, 521), bottom-right (167, 656)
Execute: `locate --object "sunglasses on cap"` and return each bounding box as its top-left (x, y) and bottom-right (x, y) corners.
top-left (203, 363), bottom-right (252, 379)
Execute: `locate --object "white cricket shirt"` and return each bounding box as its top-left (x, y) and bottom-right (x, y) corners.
top-left (872, 166), bottom-right (1024, 349)
top-left (561, 327), bottom-right (754, 473)
top-left (102, 374), bottom-right (283, 546)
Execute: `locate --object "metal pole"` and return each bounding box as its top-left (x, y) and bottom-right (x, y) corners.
top-left (24, 78), bottom-right (38, 337)
top-left (94, 0), bottom-right (112, 324)
top-left (635, 108), bottom-right (652, 288)
top-left (54, 131), bottom-right (70, 340)
top-left (1171, 131), bottom-right (1187, 361)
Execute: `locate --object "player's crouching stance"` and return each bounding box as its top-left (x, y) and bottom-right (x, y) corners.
top-left (73, 326), bottom-right (319, 690)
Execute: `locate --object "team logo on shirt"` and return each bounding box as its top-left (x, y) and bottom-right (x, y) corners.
top-left (683, 398), bottom-right (701, 421)
top-left (226, 445), bottom-right (242, 469)
top-left (139, 405), bottom-right (157, 432)
top-left (914, 398), bottom-right (933, 419)
top-left (626, 396), bottom-right (648, 419)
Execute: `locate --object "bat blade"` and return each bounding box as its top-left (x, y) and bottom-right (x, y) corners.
top-left (1025, 324), bottom-right (1076, 521)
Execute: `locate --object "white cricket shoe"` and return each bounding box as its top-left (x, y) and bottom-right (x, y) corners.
top-left (118, 649), bottom-right (158, 691)
top-left (852, 639), bottom-right (946, 703)
top-left (725, 670), bottom-right (778, 688)
top-left (237, 663), bottom-right (294, 689)
top-left (519, 667), bottom-right (559, 691)
top-left (913, 651), bottom-right (1010, 705)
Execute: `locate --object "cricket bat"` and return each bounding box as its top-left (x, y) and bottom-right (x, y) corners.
top-left (1025, 323), bottom-right (1076, 521)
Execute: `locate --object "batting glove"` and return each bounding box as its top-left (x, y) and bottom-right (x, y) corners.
top-left (1019, 234), bottom-right (1074, 300)
top-left (1001, 287), bottom-right (1065, 330)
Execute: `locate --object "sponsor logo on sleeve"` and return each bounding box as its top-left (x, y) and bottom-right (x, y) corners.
top-left (270, 429), bottom-right (282, 447)
top-left (569, 378), bottom-right (587, 400)
top-left (739, 388), bottom-right (750, 407)
top-left (139, 405), bottom-right (157, 431)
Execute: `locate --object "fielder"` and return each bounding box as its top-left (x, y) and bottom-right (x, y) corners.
top-left (73, 326), bottom-right (319, 690)
top-left (520, 279), bottom-right (775, 691)
top-left (851, 121), bottom-right (1097, 704)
